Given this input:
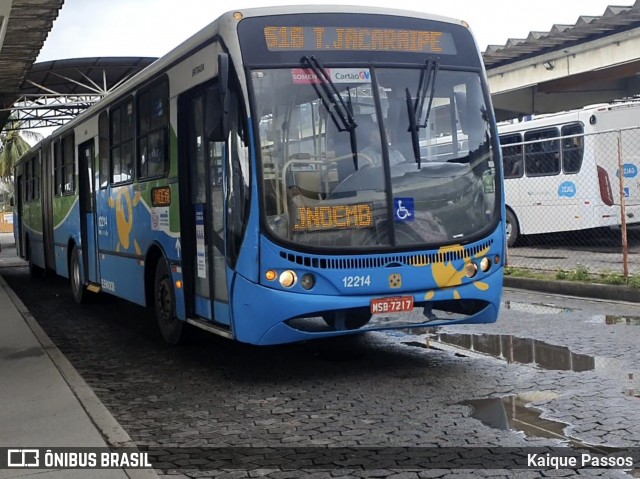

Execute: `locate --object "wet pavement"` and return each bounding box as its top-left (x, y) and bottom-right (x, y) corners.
top-left (461, 393), bottom-right (568, 442)
top-left (1, 245), bottom-right (639, 477)
top-left (417, 290), bottom-right (640, 449)
top-left (429, 332), bottom-right (596, 372)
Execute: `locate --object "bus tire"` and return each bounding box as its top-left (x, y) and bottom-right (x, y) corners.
top-left (323, 309), bottom-right (372, 330)
top-left (70, 245), bottom-right (85, 304)
top-left (154, 259), bottom-right (183, 345)
top-left (506, 209), bottom-right (520, 247)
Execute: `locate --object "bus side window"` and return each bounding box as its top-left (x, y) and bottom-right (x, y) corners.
top-left (500, 134), bottom-right (523, 179)
top-left (524, 128), bottom-right (560, 176)
top-left (99, 112), bottom-right (109, 188)
top-left (561, 123), bottom-right (584, 174)
top-left (138, 79), bottom-right (169, 180)
top-left (543, 140), bottom-right (560, 174)
top-left (524, 140), bottom-right (544, 176)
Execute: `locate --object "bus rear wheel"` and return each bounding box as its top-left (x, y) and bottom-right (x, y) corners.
top-left (506, 209), bottom-right (520, 247)
top-left (70, 245), bottom-right (85, 304)
top-left (154, 259), bottom-right (183, 345)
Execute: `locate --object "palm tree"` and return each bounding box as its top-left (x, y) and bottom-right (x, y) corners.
top-left (0, 115), bottom-right (44, 198)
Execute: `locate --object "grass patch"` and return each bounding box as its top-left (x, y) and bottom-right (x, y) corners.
top-left (598, 271), bottom-right (627, 286)
top-left (507, 265), bottom-right (640, 288)
top-left (505, 266), bottom-right (549, 280)
top-left (628, 274), bottom-right (640, 289)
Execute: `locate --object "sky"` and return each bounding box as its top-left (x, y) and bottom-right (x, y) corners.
top-left (36, 0), bottom-right (632, 62)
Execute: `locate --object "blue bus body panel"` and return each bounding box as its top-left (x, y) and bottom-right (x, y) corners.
top-left (257, 302), bottom-right (499, 346)
top-left (54, 244), bottom-right (69, 277)
top-left (258, 228), bottom-right (504, 296)
top-left (26, 229), bottom-right (45, 269)
top-left (232, 268), bottom-right (502, 345)
top-left (98, 254), bottom-right (146, 306)
top-left (98, 187), bottom-right (181, 264)
top-left (214, 301), bottom-right (231, 326)
top-left (85, 214), bottom-right (98, 283)
top-left (195, 295), bottom-right (212, 319)
top-left (53, 199), bottom-right (81, 278)
top-left (232, 225), bottom-right (505, 345)
top-left (93, 186), bottom-right (183, 309)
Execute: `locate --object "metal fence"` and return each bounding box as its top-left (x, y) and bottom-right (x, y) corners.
top-left (503, 127), bottom-right (640, 282)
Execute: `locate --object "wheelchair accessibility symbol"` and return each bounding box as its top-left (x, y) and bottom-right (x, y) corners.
top-left (394, 197), bottom-right (415, 223)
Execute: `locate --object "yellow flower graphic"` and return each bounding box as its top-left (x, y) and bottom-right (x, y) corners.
top-left (108, 189), bottom-right (142, 254)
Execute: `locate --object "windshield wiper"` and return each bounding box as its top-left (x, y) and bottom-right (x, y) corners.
top-left (406, 57), bottom-right (440, 169)
top-left (302, 56), bottom-right (360, 170)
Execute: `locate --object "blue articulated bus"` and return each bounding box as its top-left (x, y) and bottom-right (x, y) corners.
top-left (13, 6), bottom-right (505, 345)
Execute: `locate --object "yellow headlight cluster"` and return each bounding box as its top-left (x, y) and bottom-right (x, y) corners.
top-left (265, 270), bottom-right (315, 290)
top-left (464, 256), bottom-right (497, 278)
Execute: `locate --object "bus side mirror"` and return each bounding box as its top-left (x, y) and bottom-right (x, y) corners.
top-left (217, 53), bottom-right (230, 139)
top-left (9, 196), bottom-right (14, 207)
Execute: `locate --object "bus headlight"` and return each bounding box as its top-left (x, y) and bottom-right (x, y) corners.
top-left (279, 270), bottom-right (297, 288)
top-left (301, 274), bottom-right (315, 290)
top-left (265, 270), bottom-right (277, 281)
top-left (480, 257), bottom-right (491, 272)
top-left (464, 262), bottom-right (478, 278)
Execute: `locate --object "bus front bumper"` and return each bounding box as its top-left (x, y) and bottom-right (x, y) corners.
top-left (231, 271), bottom-right (503, 345)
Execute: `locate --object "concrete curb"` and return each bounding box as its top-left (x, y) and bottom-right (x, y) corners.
top-left (504, 276), bottom-right (640, 303)
top-left (0, 274), bottom-right (159, 479)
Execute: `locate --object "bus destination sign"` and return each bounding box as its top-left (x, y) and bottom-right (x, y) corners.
top-left (293, 203), bottom-right (373, 232)
top-left (263, 26), bottom-right (457, 54)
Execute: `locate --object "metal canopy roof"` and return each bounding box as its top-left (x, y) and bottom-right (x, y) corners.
top-left (482, 1), bottom-right (640, 69)
top-left (2, 1), bottom-right (640, 132)
top-left (0, 0), bottom-right (155, 132)
top-left (0, 0), bottom-right (64, 131)
top-left (13, 57), bottom-right (158, 130)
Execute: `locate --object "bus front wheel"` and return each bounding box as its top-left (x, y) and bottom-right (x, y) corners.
top-left (154, 259), bottom-right (183, 344)
top-left (70, 246), bottom-right (85, 304)
top-left (506, 209), bottom-right (520, 247)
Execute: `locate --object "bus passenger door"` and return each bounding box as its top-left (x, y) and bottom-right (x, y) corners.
top-left (78, 140), bottom-right (99, 285)
top-left (178, 85), bottom-right (229, 324)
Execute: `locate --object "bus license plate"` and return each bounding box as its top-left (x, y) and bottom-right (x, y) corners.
top-left (370, 296), bottom-right (414, 314)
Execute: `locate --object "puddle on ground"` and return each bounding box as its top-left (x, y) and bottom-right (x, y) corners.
top-left (502, 300), bottom-right (574, 315)
top-left (461, 393), bottom-right (630, 454)
top-left (461, 392), bottom-right (570, 442)
top-left (403, 330), bottom-right (640, 399)
top-left (430, 333), bottom-right (595, 372)
top-left (589, 314), bottom-right (640, 326)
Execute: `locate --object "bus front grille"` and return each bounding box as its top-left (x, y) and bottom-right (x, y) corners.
top-left (279, 239), bottom-right (493, 270)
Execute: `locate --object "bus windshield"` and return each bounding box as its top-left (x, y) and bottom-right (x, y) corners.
top-left (253, 65), bottom-right (496, 249)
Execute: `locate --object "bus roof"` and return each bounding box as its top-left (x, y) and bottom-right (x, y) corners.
top-left (21, 5), bottom-right (471, 155)
top-left (227, 5), bottom-right (466, 26)
top-left (498, 100), bottom-right (640, 134)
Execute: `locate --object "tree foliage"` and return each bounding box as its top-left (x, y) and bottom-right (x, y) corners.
top-left (0, 116), bottom-right (43, 182)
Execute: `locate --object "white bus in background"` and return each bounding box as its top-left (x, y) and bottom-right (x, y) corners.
top-left (498, 101), bottom-right (640, 247)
